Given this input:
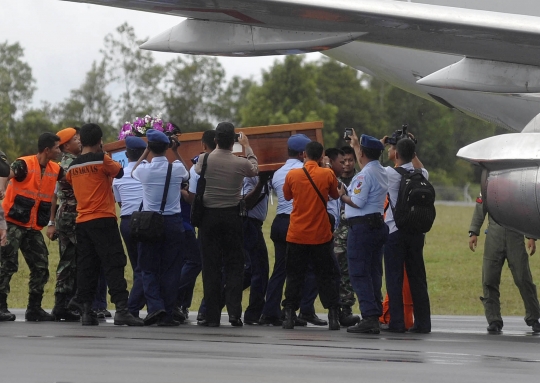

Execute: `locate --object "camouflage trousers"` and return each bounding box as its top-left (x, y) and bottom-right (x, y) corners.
top-left (0, 222), bottom-right (49, 297)
top-left (334, 226), bottom-right (356, 307)
top-left (55, 210), bottom-right (78, 296)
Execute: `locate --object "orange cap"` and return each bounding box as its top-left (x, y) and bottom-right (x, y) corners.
top-left (57, 128), bottom-right (77, 146)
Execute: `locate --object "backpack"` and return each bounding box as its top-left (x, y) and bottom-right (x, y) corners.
top-left (389, 167), bottom-right (436, 233)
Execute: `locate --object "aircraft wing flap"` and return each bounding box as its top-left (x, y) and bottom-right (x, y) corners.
top-left (63, 0), bottom-right (540, 65)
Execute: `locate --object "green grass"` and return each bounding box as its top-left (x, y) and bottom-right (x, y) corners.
top-left (6, 204), bottom-right (540, 317)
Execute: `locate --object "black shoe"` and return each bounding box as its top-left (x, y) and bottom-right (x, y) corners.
top-left (144, 309), bottom-right (166, 326)
top-left (282, 308), bottom-right (295, 329)
top-left (298, 313), bottom-right (328, 326)
top-left (0, 309), bottom-right (16, 322)
top-left (68, 297), bottom-right (84, 315)
top-left (25, 307), bottom-right (55, 322)
top-left (180, 306), bottom-right (189, 320)
top-left (52, 306), bottom-right (81, 322)
top-left (173, 306), bottom-right (186, 323)
top-left (347, 317), bottom-right (380, 334)
top-left (196, 312), bottom-right (205, 322)
top-left (95, 309), bottom-right (111, 318)
top-left (229, 316), bottom-right (243, 327)
top-left (244, 318), bottom-right (260, 325)
top-left (339, 306), bottom-right (360, 327)
top-left (95, 309), bottom-right (106, 319)
top-left (157, 316), bottom-right (180, 327)
top-left (486, 322), bottom-right (502, 334)
top-left (197, 319), bottom-right (220, 327)
top-left (258, 315), bottom-right (282, 326)
top-left (114, 300), bottom-right (144, 326)
top-left (408, 326), bottom-right (431, 334)
top-left (294, 316), bottom-right (307, 326)
top-left (532, 321), bottom-right (540, 334)
top-left (328, 307), bottom-right (340, 331)
top-left (381, 325), bottom-right (406, 333)
top-left (82, 303), bottom-right (99, 326)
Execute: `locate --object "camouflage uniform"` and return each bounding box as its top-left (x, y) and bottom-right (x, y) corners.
top-left (0, 160), bottom-right (51, 305)
top-left (334, 172), bottom-right (356, 307)
top-left (55, 152), bottom-right (78, 297)
top-left (470, 196), bottom-right (540, 328)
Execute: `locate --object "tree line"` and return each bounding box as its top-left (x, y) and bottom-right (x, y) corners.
top-left (0, 23), bottom-right (504, 186)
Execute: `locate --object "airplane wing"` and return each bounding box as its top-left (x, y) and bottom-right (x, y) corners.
top-left (64, 0), bottom-right (540, 65)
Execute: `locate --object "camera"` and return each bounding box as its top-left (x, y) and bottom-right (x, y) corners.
top-left (234, 133), bottom-right (241, 142)
top-left (344, 128), bottom-right (353, 141)
top-left (385, 124), bottom-right (417, 145)
top-left (168, 135), bottom-right (180, 149)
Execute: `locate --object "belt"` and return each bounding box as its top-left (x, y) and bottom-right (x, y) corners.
top-left (276, 213), bottom-right (290, 218)
top-left (346, 213), bottom-right (383, 227)
top-left (120, 215), bottom-right (132, 219)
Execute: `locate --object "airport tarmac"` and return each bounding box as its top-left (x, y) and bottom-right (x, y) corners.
top-left (0, 311), bottom-right (538, 383)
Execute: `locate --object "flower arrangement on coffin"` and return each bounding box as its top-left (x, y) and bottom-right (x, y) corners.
top-left (118, 115), bottom-right (181, 140)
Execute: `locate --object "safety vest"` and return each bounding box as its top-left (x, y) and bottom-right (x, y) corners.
top-left (2, 155), bottom-right (60, 230)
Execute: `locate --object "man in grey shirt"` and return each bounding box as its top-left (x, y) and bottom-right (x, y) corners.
top-left (195, 122), bottom-right (258, 327)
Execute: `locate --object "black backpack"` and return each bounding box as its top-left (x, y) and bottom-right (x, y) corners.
top-left (389, 167), bottom-right (436, 233)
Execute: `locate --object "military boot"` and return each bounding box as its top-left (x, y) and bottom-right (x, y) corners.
top-left (339, 306), bottom-right (360, 327)
top-left (68, 295), bottom-right (84, 315)
top-left (25, 293), bottom-right (55, 322)
top-left (328, 307), bottom-right (340, 330)
top-left (347, 316), bottom-right (380, 334)
top-left (282, 308), bottom-right (295, 329)
top-left (82, 302), bottom-right (99, 326)
top-left (114, 300), bottom-right (144, 326)
top-left (0, 293), bottom-right (16, 321)
top-left (52, 293), bottom-right (80, 322)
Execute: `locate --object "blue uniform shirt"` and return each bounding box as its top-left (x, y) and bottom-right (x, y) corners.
top-left (345, 160), bottom-right (388, 218)
top-left (112, 161), bottom-right (143, 217)
top-left (242, 176), bottom-right (269, 222)
top-left (271, 158), bottom-right (303, 215)
top-left (132, 156), bottom-right (189, 215)
top-left (188, 165), bottom-right (199, 194)
top-left (327, 197), bottom-right (340, 230)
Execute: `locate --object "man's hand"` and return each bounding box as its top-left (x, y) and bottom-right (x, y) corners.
top-left (170, 136), bottom-right (181, 151)
top-left (349, 129), bottom-right (360, 148)
top-left (469, 235), bottom-right (478, 252)
top-left (338, 183), bottom-right (347, 197)
top-left (46, 225), bottom-right (56, 240)
top-left (380, 136), bottom-right (389, 146)
top-left (0, 229), bottom-right (6, 247)
top-left (527, 238), bottom-right (536, 256)
top-left (0, 189), bottom-right (5, 200)
top-left (238, 132), bottom-right (250, 147)
top-left (319, 155), bottom-right (331, 168)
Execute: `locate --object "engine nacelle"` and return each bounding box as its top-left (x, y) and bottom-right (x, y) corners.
top-left (481, 166), bottom-right (540, 238)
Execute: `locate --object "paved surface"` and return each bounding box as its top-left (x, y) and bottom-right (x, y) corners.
top-left (0, 311), bottom-right (539, 383)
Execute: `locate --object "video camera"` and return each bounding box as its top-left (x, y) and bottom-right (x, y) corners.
top-left (164, 123), bottom-right (182, 148)
top-left (384, 124), bottom-right (417, 145)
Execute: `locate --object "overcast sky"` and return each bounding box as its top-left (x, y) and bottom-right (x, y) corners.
top-left (1, 0), bottom-right (321, 109)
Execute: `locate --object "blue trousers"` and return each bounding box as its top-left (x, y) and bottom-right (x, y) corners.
top-left (242, 217), bottom-right (270, 322)
top-left (176, 230), bottom-right (202, 309)
top-left (384, 230), bottom-right (431, 331)
top-left (138, 214), bottom-right (185, 317)
top-left (120, 217), bottom-right (146, 316)
top-left (347, 222), bottom-right (388, 318)
top-left (261, 214), bottom-right (318, 319)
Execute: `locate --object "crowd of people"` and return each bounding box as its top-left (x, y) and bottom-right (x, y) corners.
top-left (0, 121), bottom-right (539, 334)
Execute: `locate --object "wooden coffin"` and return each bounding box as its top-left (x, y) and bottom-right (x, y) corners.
top-left (103, 121), bottom-right (324, 172)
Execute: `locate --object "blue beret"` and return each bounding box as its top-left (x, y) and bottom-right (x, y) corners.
top-left (360, 134), bottom-right (384, 151)
top-left (125, 136), bottom-right (147, 150)
top-left (287, 134), bottom-right (311, 153)
top-left (146, 129), bottom-right (169, 144)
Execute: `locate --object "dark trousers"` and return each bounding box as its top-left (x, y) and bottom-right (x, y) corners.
top-left (385, 230), bottom-right (431, 330)
top-left (242, 217), bottom-right (270, 322)
top-left (199, 207), bottom-right (245, 323)
top-left (262, 214), bottom-right (318, 318)
top-left (282, 240), bottom-right (340, 311)
top-left (177, 230), bottom-right (202, 309)
top-left (75, 218), bottom-right (129, 304)
top-left (347, 222), bottom-right (388, 318)
top-left (138, 214), bottom-right (185, 317)
top-left (120, 217), bottom-right (146, 316)
top-left (92, 268), bottom-right (108, 310)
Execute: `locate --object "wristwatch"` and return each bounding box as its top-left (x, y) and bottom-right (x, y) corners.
top-left (48, 221), bottom-right (56, 227)
top-left (468, 231), bottom-right (478, 237)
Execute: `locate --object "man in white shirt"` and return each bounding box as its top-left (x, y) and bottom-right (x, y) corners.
top-left (383, 137), bottom-right (431, 333)
top-left (112, 136), bottom-right (146, 318)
